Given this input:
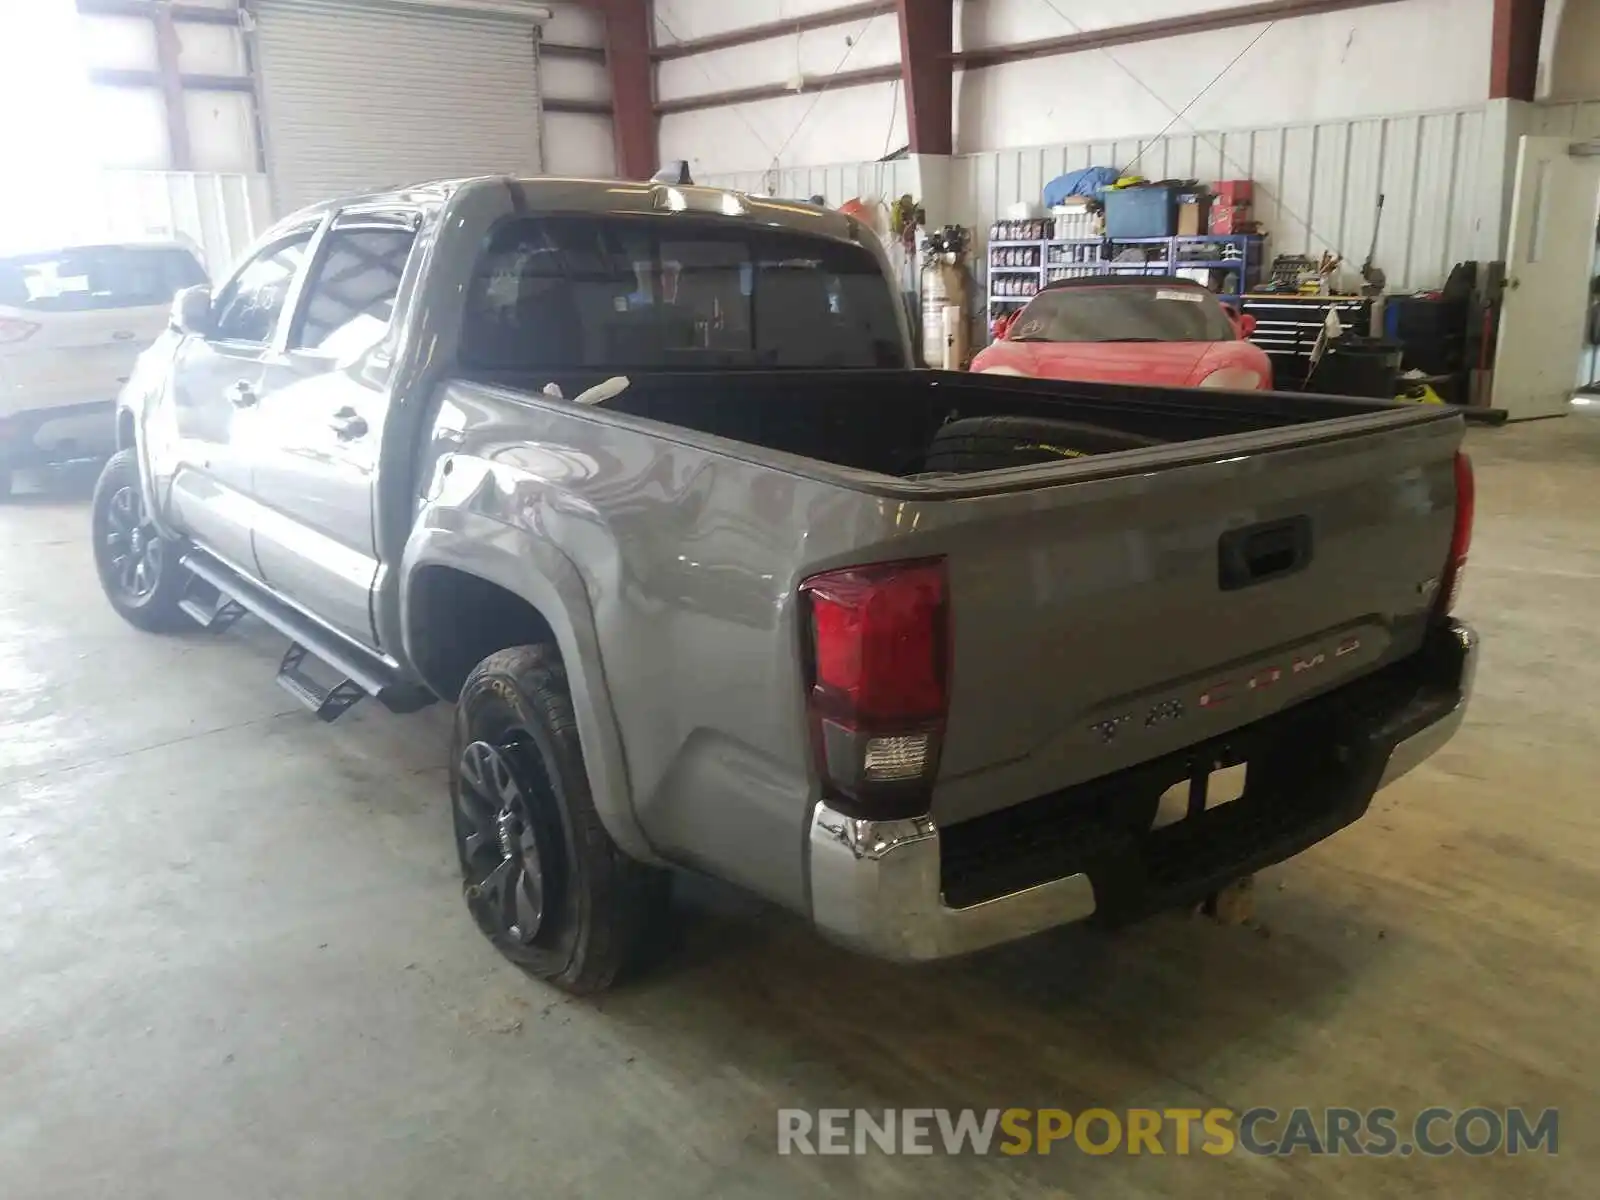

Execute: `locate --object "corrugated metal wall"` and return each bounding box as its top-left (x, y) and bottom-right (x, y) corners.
top-left (959, 108), bottom-right (1493, 292)
top-left (704, 107), bottom-right (1498, 294)
top-left (95, 171), bottom-right (270, 280)
top-left (697, 159), bottom-right (921, 209)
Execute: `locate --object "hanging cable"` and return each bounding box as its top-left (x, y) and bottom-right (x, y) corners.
top-left (1030, 0), bottom-right (1351, 261)
top-left (1118, 23), bottom-right (1275, 176)
top-left (767, 13), bottom-right (879, 167)
top-left (653, 4), bottom-right (780, 162)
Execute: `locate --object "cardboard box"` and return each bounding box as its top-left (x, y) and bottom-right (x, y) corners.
top-left (1176, 193), bottom-right (1212, 236)
top-left (1209, 204), bottom-right (1252, 234)
top-left (1214, 179), bottom-right (1254, 206)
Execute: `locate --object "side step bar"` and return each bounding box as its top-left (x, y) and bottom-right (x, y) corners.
top-left (178, 579), bottom-right (248, 632)
top-left (180, 550), bottom-right (434, 721)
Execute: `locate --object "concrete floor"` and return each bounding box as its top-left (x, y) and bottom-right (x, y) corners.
top-left (1, 415), bottom-right (1595, 1199)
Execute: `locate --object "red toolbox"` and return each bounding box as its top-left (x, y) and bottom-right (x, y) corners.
top-left (1209, 203), bottom-right (1253, 234)
top-left (1213, 179), bottom-right (1254, 206)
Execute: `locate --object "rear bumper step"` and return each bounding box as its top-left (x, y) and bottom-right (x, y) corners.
top-left (179, 549), bottom-right (434, 719)
top-left (807, 619), bottom-right (1477, 961)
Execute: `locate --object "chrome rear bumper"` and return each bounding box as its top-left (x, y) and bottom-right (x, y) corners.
top-left (1378, 620), bottom-right (1477, 787)
top-left (806, 620), bottom-right (1477, 963)
top-left (807, 807), bottom-right (1096, 962)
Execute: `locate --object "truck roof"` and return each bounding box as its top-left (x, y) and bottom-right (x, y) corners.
top-left (266, 175), bottom-right (865, 244)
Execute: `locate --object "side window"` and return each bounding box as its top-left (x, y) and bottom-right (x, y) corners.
top-left (210, 234), bottom-right (312, 344)
top-left (291, 226), bottom-right (416, 357)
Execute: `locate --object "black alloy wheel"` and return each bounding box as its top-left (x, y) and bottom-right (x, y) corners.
top-left (449, 644), bottom-right (669, 993)
top-left (103, 483), bottom-right (164, 602)
top-left (91, 448), bottom-right (190, 632)
top-left (454, 735), bottom-right (565, 950)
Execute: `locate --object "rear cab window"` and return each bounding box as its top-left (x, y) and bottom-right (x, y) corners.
top-left (0, 245), bottom-right (205, 313)
top-left (459, 216), bottom-right (907, 372)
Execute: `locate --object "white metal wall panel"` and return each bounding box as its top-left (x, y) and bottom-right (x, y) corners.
top-left (252, 0), bottom-right (543, 214)
top-left (94, 171), bottom-right (270, 279)
top-left (705, 109), bottom-right (1498, 293)
top-left (697, 159), bottom-right (920, 209)
top-left (952, 108), bottom-right (1494, 293)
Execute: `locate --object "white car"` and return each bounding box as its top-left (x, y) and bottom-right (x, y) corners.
top-left (0, 241), bottom-right (207, 497)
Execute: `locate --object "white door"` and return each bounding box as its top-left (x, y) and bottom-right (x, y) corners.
top-left (1492, 136), bottom-right (1600, 420)
top-left (252, 0), bottom-right (546, 215)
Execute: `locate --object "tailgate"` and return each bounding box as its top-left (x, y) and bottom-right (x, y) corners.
top-left (911, 408), bottom-right (1463, 827)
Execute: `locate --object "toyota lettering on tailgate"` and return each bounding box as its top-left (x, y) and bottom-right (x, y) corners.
top-left (1090, 637), bottom-right (1362, 745)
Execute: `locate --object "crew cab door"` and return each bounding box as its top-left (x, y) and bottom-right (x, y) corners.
top-left (163, 225), bottom-right (318, 577)
top-left (247, 211), bottom-right (418, 649)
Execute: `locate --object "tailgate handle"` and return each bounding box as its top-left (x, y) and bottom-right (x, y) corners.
top-left (1219, 516), bottom-right (1313, 590)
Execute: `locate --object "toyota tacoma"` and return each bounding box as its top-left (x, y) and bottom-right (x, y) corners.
top-left (94, 176), bottom-right (1477, 992)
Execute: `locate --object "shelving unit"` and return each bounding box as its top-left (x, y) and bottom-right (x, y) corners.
top-left (986, 234), bottom-right (1264, 317)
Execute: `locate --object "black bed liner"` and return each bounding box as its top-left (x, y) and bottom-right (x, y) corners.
top-left (461, 368), bottom-right (1403, 479)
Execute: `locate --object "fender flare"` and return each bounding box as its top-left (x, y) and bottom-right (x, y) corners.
top-left (399, 514), bottom-right (659, 865)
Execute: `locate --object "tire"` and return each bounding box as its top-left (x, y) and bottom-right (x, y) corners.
top-left (450, 644), bottom-right (669, 994)
top-left (91, 448), bottom-right (191, 633)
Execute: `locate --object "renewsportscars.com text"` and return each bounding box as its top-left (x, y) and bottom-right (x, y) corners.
top-left (777, 1106), bottom-right (1559, 1157)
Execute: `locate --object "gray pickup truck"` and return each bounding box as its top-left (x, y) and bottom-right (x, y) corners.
top-left (95, 176), bottom-right (1477, 993)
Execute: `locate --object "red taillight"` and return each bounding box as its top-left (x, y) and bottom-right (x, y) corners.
top-left (0, 317), bottom-right (40, 345)
top-left (1437, 451), bottom-right (1474, 616)
top-left (800, 559), bottom-right (949, 817)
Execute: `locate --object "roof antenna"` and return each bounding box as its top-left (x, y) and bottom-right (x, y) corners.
top-left (652, 161), bottom-right (693, 185)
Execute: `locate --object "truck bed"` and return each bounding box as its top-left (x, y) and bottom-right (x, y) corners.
top-left (434, 368), bottom-right (1462, 845)
top-left (462, 367), bottom-right (1427, 481)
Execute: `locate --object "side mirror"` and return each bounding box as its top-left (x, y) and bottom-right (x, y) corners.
top-left (992, 310), bottom-right (1019, 340)
top-left (171, 285), bottom-right (213, 337)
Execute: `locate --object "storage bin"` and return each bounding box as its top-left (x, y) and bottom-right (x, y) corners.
top-left (1307, 336), bottom-right (1403, 399)
top-left (1103, 186), bottom-right (1177, 238)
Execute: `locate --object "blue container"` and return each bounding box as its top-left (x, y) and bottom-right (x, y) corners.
top-left (1104, 186), bottom-right (1178, 238)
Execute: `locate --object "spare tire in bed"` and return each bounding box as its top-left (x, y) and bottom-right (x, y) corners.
top-left (920, 415), bottom-right (1164, 474)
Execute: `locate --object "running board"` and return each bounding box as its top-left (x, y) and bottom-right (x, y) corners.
top-left (180, 550), bottom-right (434, 721)
top-left (178, 578), bottom-right (249, 632)
top-left (277, 642), bottom-right (367, 722)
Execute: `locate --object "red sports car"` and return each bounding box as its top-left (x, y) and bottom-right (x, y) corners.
top-left (972, 276), bottom-right (1273, 391)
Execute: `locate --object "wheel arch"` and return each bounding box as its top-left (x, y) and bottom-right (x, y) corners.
top-left (400, 528), bottom-right (658, 865)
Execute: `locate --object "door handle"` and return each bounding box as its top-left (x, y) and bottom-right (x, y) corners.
top-left (329, 407), bottom-right (369, 440)
top-left (228, 380), bottom-right (257, 408)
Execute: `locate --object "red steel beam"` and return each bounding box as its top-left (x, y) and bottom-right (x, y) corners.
top-left (897, 0), bottom-right (953, 156)
top-left (588, 0), bottom-right (657, 179)
top-left (655, 64), bottom-right (901, 116)
top-left (954, 0), bottom-right (1406, 70)
top-left (1489, 0), bottom-right (1546, 100)
top-left (151, 3), bottom-right (193, 171)
top-left (653, 1), bottom-right (897, 61)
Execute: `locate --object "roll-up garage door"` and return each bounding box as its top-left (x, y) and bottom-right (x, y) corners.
top-left (252, 0), bottom-right (544, 214)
